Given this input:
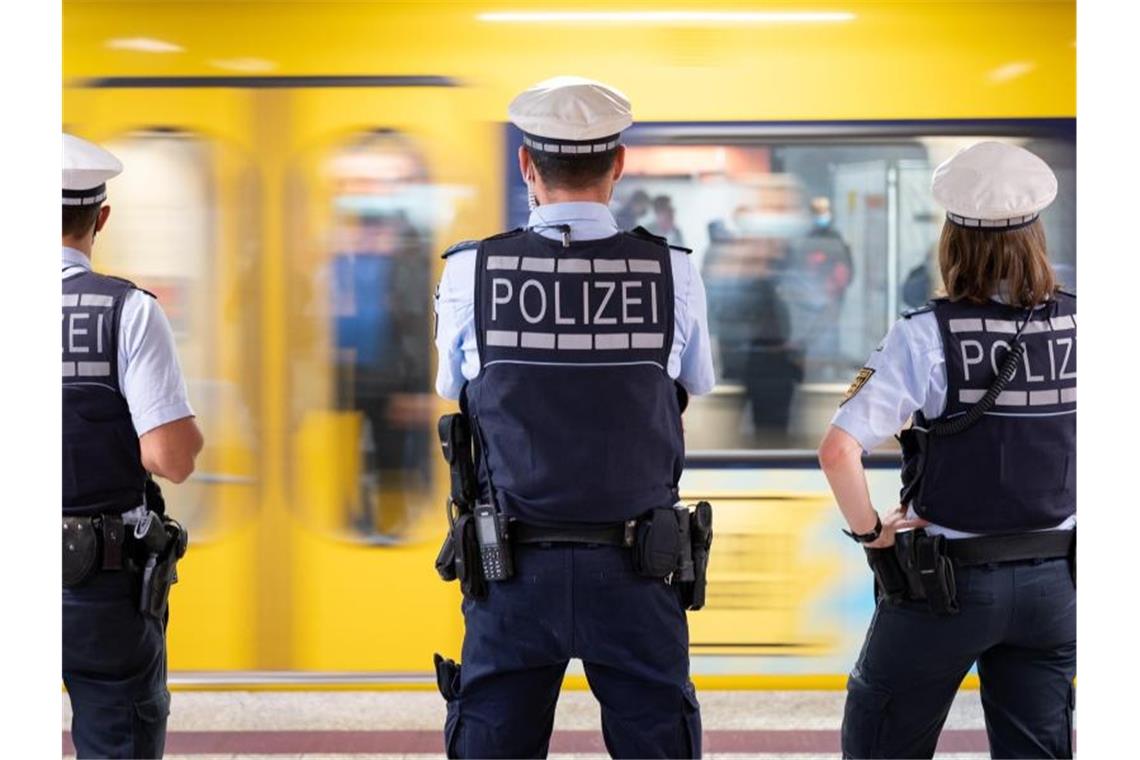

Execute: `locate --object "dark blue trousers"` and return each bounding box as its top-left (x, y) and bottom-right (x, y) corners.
top-left (842, 557), bottom-right (1076, 759)
top-left (63, 571), bottom-right (170, 759)
top-left (443, 543), bottom-right (701, 758)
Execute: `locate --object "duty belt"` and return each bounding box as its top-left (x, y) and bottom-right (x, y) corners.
top-left (511, 519), bottom-right (636, 547)
top-left (943, 529), bottom-right (1073, 567)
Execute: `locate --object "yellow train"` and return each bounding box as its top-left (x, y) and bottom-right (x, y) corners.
top-left (63, 1), bottom-right (1075, 688)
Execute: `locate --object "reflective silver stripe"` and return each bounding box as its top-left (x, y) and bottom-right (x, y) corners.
top-left (947, 211), bottom-right (1038, 227)
top-left (522, 135), bottom-right (620, 154)
top-left (79, 294), bottom-right (114, 307)
top-left (77, 361), bottom-right (111, 377)
top-left (62, 361), bottom-right (76, 377)
top-left (627, 259), bottom-right (661, 274)
top-left (558, 334), bottom-right (592, 350)
top-left (485, 330), bottom-right (518, 347)
top-left (996, 390), bottom-right (1027, 406)
top-left (984, 319), bottom-right (1018, 334)
top-left (520, 257), bottom-right (555, 273)
top-left (631, 332), bottom-right (665, 349)
top-left (486, 256), bottom-right (520, 271)
top-left (520, 332), bottom-right (555, 349)
top-left (948, 318), bottom-right (984, 333)
top-left (1050, 315), bottom-right (1076, 331)
top-left (62, 294), bottom-right (79, 307)
top-left (959, 389), bottom-right (986, 404)
top-left (1020, 321), bottom-right (1052, 334)
top-left (557, 259), bottom-right (592, 273)
top-left (595, 334), bottom-right (630, 350)
top-left (61, 190), bottom-right (107, 206)
top-left (593, 259), bottom-right (627, 273)
top-left (1060, 387), bottom-right (1077, 404)
top-left (1029, 390), bottom-right (1060, 406)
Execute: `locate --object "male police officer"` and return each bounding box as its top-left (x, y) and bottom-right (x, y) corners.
top-left (433, 77), bottom-right (715, 758)
top-left (62, 133), bottom-right (203, 758)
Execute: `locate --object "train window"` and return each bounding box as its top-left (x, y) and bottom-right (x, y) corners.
top-left (607, 129), bottom-right (1076, 451)
top-left (288, 130), bottom-right (437, 543)
top-left (96, 129), bottom-right (261, 537)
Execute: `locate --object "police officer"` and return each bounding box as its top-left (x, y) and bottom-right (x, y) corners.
top-left (433, 76), bottom-right (715, 758)
top-left (818, 141), bottom-right (1075, 758)
top-left (62, 133), bottom-right (203, 758)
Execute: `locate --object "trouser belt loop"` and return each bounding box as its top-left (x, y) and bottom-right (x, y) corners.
top-left (100, 515), bottom-right (124, 571)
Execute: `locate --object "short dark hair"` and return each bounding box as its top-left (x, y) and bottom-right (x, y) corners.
top-left (62, 204), bottom-right (102, 238)
top-left (526, 146), bottom-right (618, 190)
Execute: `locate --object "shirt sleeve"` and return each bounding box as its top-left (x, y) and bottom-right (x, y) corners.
top-left (434, 252), bottom-right (475, 400)
top-left (118, 290), bottom-right (195, 436)
top-left (830, 314), bottom-right (943, 452)
top-left (675, 254), bottom-right (717, 396)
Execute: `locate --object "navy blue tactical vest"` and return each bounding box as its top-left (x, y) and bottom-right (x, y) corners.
top-left (462, 228), bottom-right (685, 524)
top-left (906, 292), bottom-right (1076, 532)
top-left (62, 268), bottom-right (149, 516)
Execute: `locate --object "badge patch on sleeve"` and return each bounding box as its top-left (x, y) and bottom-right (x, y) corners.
top-left (841, 367), bottom-right (875, 406)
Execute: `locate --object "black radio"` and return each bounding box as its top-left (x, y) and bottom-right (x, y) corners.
top-left (473, 504), bottom-right (514, 581)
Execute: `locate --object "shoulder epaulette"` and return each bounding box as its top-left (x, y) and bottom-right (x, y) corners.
top-left (901, 302), bottom-right (936, 319)
top-left (668, 244), bottom-right (693, 255)
top-left (441, 240), bottom-right (480, 260)
top-left (105, 274), bottom-right (156, 299)
top-left (483, 227), bottom-right (527, 243)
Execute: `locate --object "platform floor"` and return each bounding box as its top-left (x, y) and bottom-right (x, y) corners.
top-left (63, 689), bottom-right (991, 758)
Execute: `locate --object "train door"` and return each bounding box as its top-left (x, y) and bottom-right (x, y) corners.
top-left (64, 91), bottom-right (262, 669)
top-left (279, 85), bottom-right (496, 673)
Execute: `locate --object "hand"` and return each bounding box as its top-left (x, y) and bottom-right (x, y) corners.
top-left (864, 507), bottom-right (929, 549)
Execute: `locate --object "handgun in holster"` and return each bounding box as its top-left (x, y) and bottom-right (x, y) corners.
top-left (136, 510), bottom-right (189, 621)
top-left (434, 413), bottom-right (492, 600)
top-left (633, 502), bottom-right (714, 611)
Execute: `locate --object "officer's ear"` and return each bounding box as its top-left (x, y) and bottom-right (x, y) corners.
top-left (611, 146), bottom-right (626, 183)
top-left (94, 204), bottom-right (111, 234)
top-left (518, 146), bottom-right (535, 184)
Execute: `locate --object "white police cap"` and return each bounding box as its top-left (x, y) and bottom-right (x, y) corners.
top-left (63, 133), bottom-right (123, 206)
top-left (931, 141), bottom-right (1057, 230)
top-left (508, 76), bottom-right (632, 155)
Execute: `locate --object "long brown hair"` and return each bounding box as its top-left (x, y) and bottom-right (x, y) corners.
top-left (937, 219), bottom-right (1057, 307)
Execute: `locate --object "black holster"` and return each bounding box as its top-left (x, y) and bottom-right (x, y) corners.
top-left (434, 414), bottom-right (490, 600)
top-left (139, 515), bottom-right (189, 620)
top-left (864, 545), bottom-right (908, 604)
top-left (633, 503), bottom-right (714, 611)
top-left (892, 529), bottom-right (959, 616)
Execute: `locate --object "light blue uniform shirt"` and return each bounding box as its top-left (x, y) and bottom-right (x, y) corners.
top-left (831, 303), bottom-right (1075, 538)
top-left (63, 247), bottom-right (195, 437)
top-left (434, 202), bottom-right (716, 400)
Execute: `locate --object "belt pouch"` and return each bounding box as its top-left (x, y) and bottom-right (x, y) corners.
top-left (62, 517), bottom-right (99, 587)
top-left (864, 546), bottom-right (908, 603)
top-left (435, 530), bottom-right (459, 582)
top-left (912, 533), bottom-right (959, 615)
top-left (433, 653), bottom-right (461, 701)
top-left (633, 507), bottom-right (684, 578)
top-left (452, 513), bottom-right (487, 600)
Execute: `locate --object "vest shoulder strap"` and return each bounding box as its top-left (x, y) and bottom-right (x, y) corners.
top-left (1057, 287), bottom-right (1076, 300)
top-left (901, 300), bottom-right (941, 319)
top-left (483, 227), bottom-right (527, 243)
top-left (441, 239), bottom-right (480, 259)
top-left (104, 274), bottom-right (156, 300)
top-left (626, 226), bottom-right (692, 254)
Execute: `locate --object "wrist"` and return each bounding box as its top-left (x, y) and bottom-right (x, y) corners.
top-left (843, 512), bottom-right (883, 544)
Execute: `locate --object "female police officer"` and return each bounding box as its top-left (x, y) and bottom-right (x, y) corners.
top-left (818, 141), bottom-right (1075, 759)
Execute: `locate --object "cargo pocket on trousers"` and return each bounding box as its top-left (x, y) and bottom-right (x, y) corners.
top-left (435, 653), bottom-right (463, 758)
top-left (132, 689), bottom-right (171, 758)
top-left (681, 680), bottom-right (702, 759)
top-left (842, 676), bottom-right (891, 759)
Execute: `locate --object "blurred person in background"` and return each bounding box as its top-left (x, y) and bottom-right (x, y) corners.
top-left (647, 193), bottom-right (686, 247)
top-left (331, 209), bottom-right (432, 535)
top-left (790, 196), bottom-right (853, 378)
top-left (614, 187), bottom-right (650, 230)
top-left (62, 134), bottom-right (202, 758)
top-left (432, 76), bottom-right (714, 759)
top-left (819, 142), bottom-right (1075, 759)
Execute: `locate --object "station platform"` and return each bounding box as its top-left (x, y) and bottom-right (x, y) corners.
top-left (63, 689), bottom-right (991, 758)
